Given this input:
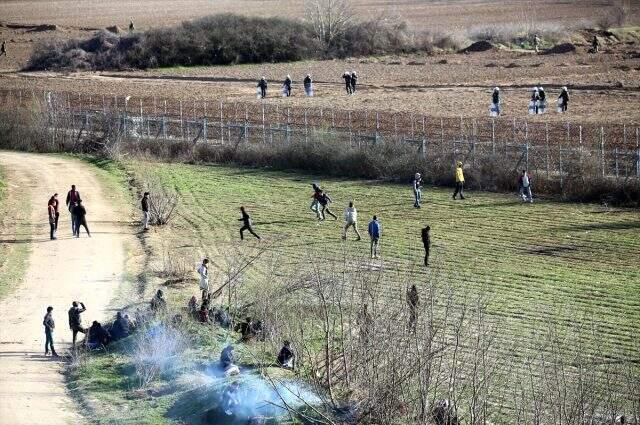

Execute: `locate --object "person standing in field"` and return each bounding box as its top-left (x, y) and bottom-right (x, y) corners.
top-left (43, 306), bottom-right (58, 357)
top-left (310, 183), bottom-right (322, 219)
top-left (558, 87), bottom-right (569, 112)
top-left (283, 75), bottom-right (292, 97)
top-left (413, 172), bottom-right (423, 208)
top-left (342, 201), bottom-right (361, 241)
top-left (303, 74), bottom-right (313, 96)
top-left (533, 33), bottom-right (540, 53)
top-left (529, 87), bottom-right (540, 115)
top-left (72, 199), bottom-right (91, 237)
top-left (48, 193), bottom-right (60, 232)
top-left (591, 35), bottom-right (599, 53)
top-left (518, 169), bottom-right (533, 203)
top-left (407, 284), bottom-right (419, 330)
top-left (68, 301), bottom-right (86, 350)
top-left (538, 86), bottom-right (547, 113)
top-left (453, 161), bottom-right (466, 200)
top-left (239, 206), bottom-right (260, 240)
top-left (350, 71), bottom-right (358, 94)
top-left (257, 77), bottom-right (268, 99)
top-left (421, 225), bottom-right (431, 266)
top-left (0, 41), bottom-right (6, 58)
top-left (141, 192), bottom-right (150, 231)
top-left (197, 258), bottom-right (210, 301)
top-left (367, 215), bottom-right (381, 259)
top-left (490, 87), bottom-right (501, 117)
top-left (342, 72), bottom-right (352, 95)
top-left (48, 201), bottom-right (57, 240)
top-left (128, 19), bottom-right (135, 33)
top-left (318, 191), bottom-right (338, 221)
top-left (65, 185), bottom-right (80, 233)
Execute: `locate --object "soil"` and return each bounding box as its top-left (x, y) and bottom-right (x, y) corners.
top-left (0, 153), bottom-right (133, 425)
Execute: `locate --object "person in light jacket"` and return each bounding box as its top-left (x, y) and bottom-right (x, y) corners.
top-left (197, 258), bottom-right (210, 300)
top-left (342, 201), bottom-right (361, 241)
top-left (518, 170), bottom-right (533, 203)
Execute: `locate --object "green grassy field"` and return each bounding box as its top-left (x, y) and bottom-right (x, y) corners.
top-left (135, 162), bottom-right (640, 358)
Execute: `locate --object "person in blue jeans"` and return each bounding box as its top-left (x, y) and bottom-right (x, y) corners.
top-left (413, 173), bottom-right (423, 208)
top-left (368, 215), bottom-right (381, 259)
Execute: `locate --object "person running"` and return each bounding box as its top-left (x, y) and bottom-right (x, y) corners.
top-left (421, 225), bottom-right (431, 266)
top-left (303, 74), bottom-right (313, 96)
top-left (318, 191), bottom-right (337, 221)
top-left (48, 202), bottom-right (57, 240)
top-left (65, 185), bottom-right (80, 233)
top-left (197, 258), bottom-right (210, 301)
top-left (72, 199), bottom-right (91, 237)
top-left (407, 284), bottom-right (419, 330)
top-left (68, 301), bottom-right (87, 350)
top-left (518, 170), bottom-right (533, 203)
top-left (413, 172), bottom-right (423, 208)
top-left (558, 87), bottom-right (569, 112)
top-left (453, 161), bottom-right (466, 200)
top-left (239, 206), bottom-right (260, 240)
top-left (283, 75), bottom-right (292, 97)
top-left (538, 86), bottom-right (547, 113)
top-left (141, 192), bottom-right (150, 231)
top-left (0, 41), bottom-right (6, 58)
top-left (491, 87), bottom-right (501, 117)
top-left (350, 71), bottom-right (358, 93)
top-left (342, 201), bottom-right (361, 240)
top-left (342, 72), bottom-right (352, 95)
top-left (48, 193), bottom-right (60, 232)
top-left (367, 215), bottom-right (381, 259)
top-left (43, 306), bottom-right (58, 357)
top-left (310, 183), bottom-right (322, 219)
top-left (257, 77), bottom-right (268, 99)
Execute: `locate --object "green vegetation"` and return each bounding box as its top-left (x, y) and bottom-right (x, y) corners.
top-left (0, 163), bottom-right (31, 299)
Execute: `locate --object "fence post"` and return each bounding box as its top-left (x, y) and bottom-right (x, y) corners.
top-left (525, 143), bottom-right (529, 171)
top-left (163, 100), bottom-right (167, 139)
top-left (179, 100), bottom-right (184, 141)
top-left (348, 111), bottom-right (353, 145)
top-left (422, 115), bottom-right (426, 139)
top-left (545, 123), bottom-right (550, 179)
top-left (421, 140), bottom-right (426, 159)
top-left (244, 104), bottom-right (249, 143)
top-left (304, 109), bottom-right (308, 144)
top-left (615, 147), bottom-right (619, 180)
top-left (203, 101), bottom-right (208, 143)
top-left (331, 109), bottom-right (335, 130)
top-left (579, 125), bottom-right (583, 168)
top-left (375, 112), bottom-right (380, 144)
top-left (636, 127), bottom-right (640, 177)
top-left (262, 103), bottom-right (266, 144)
top-left (559, 142), bottom-right (564, 194)
top-left (491, 119), bottom-right (496, 155)
top-left (286, 107), bottom-right (291, 144)
top-left (600, 126), bottom-right (605, 178)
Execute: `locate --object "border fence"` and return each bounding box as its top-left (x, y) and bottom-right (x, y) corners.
top-left (2, 88), bottom-right (639, 183)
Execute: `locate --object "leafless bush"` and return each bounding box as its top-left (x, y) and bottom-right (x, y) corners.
top-left (154, 247), bottom-right (193, 283)
top-left (467, 22), bottom-right (567, 45)
top-left (304, 0), bottom-right (353, 45)
top-left (132, 323), bottom-right (188, 387)
top-left (597, 5), bottom-right (628, 30)
top-left (138, 176), bottom-right (179, 226)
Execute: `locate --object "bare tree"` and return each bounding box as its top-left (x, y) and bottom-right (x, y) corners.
top-left (304, 0), bottom-right (354, 45)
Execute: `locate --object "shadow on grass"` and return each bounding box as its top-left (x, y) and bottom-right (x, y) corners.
top-left (556, 221), bottom-right (640, 232)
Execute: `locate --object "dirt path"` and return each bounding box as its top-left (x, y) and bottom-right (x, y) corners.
top-left (0, 152), bottom-right (131, 424)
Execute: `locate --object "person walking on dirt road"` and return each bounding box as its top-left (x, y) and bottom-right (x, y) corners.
top-left (453, 161), bottom-right (466, 200)
top-left (342, 201), bottom-right (362, 241)
top-left (0, 41), bottom-right (6, 58)
top-left (68, 301), bottom-right (86, 350)
top-left (43, 306), bottom-right (58, 357)
top-left (48, 202), bottom-right (57, 240)
top-left (342, 72), bottom-right (352, 95)
top-left (71, 199), bottom-right (91, 237)
top-left (368, 215), bottom-right (381, 259)
top-left (141, 191), bottom-right (150, 231)
top-left (239, 206), bottom-right (260, 240)
top-left (65, 185), bottom-right (80, 232)
top-left (421, 225), bottom-right (431, 266)
top-left (558, 87), bottom-right (569, 112)
top-left (48, 193), bottom-right (60, 231)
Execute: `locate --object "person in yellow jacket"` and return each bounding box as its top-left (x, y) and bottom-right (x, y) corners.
top-left (453, 161), bottom-right (466, 200)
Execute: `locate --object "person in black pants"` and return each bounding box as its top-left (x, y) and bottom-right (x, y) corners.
top-left (48, 202), bottom-right (57, 240)
top-left (72, 200), bottom-right (91, 237)
top-left (257, 77), bottom-right (268, 99)
top-left (48, 193), bottom-right (60, 231)
top-left (239, 206), bottom-right (260, 240)
top-left (421, 226), bottom-right (431, 266)
top-left (350, 71), bottom-right (358, 93)
top-left (318, 191), bottom-right (337, 221)
top-left (342, 72), bottom-right (352, 94)
top-left (283, 75), bottom-right (292, 97)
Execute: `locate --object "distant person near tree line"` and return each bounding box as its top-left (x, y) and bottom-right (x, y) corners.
top-left (141, 192), bottom-right (150, 231)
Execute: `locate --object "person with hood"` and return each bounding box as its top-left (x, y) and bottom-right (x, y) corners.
top-left (239, 206), bottom-right (260, 240)
top-left (303, 74), bottom-right (313, 96)
top-left (150, 289), bottom-right (166, 312)
top-left (529, 87), bottom-right (540, 114)
top-left (71, 199), bottom-right (90, 237)
top-left (558, 87), bottom-right (569, 112)
top-left (453, 161), bottom-right (466, 200)
top-left (68, 301), bottom-right (87, 350)
top-left (110, 311), bottom-right (130, 341)
top-left (538, 86), bottom-right (547, 113)
top-left (220, 344), bottom-right (235, 368)
top-left (87, 320), bottom-right (110, 350)
top-left (421, 225), bottom-right (431, 266)
top-left (197, 258), bottom-right (210, 301)
top-left (413, 172), bottom-right (423, 208)
top-left (342, 201), bottom-right (361, 240)
top-left (350, 71), bottom-right (358, 93)
top-left (257, 77), bottom-right (268, 99)
top-left (367, 215), bottom-right (381, 259)
top-left (342, 72), bottom-right (352, 94)
top-left (43, 306), bottom-right (58, 357)
top-left (277, 340), bottom-right (295, 369)
top-left (518, 169), bottom-right (533, 203)
top-left (318, 191), bottom-right (337, 221)
top-left (283, 75), bottom-right (292, 97)
top-left (0, 40), bottom-right (6, 58)
top-left (490, 87), bottom-right (501, 117)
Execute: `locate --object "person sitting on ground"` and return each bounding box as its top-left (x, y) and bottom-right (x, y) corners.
top-left (212, 306), bottom-right (231, 329)
top-left (220, 344), bottom-right (235, 368)
top-left (188, 295), bottom-right (198, 317)
top-left (150, 289), bottom-right (166, 313)
top-left (87, 320), bottom-right (110, 350)
top-left (123, 313), bottom-right (136, 331)
top-left (277, 340), bottom-right (295, 370)
top-left (109, 311), bottom-right (130, 341)
top-left (198, 304), bottom-right (210, 323)
top-left (432, 399), bottom-right (459, 425)
top-left (239, 317), bottom-right (253, 340)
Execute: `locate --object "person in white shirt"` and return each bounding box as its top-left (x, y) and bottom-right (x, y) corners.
top-left (413, 173), bottom-right (423, 208)
top-left (197, 258), bottom-right (210, 300)
top-left (518, 170), bottom-right (533, 203)
top-left (342, 201), bottom-right (362, 241)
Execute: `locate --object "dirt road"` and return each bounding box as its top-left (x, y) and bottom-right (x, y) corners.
top-left (0, 152), bottom-right (131, 424)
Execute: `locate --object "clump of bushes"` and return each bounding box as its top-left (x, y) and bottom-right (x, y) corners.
top-left (26, 14), bottom-right (421, 71)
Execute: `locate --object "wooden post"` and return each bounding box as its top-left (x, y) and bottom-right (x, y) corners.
top-left (262, 103), bottom-right (266, 144)
top-left (600, 126), bottom-right (605, 177)
top-left (348, 111), bottom-right (353, 145)
top-left (179, 100), bottom-right (183, 141)
top-left (492, 119), bottom-right (496, 155)
top-left (615, 147), bottom-right (619, 180)
top-left (304, 109), bottom-right (308, 144)
top-left (545, 123), bottom-right (550, 179)
top-left (244, 104), bottom-right (249, 143)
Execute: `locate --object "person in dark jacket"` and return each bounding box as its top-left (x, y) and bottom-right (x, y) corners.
top-left (150, 289), bottom-right (166, 312)
top-left (48, 193), bottom-right (60, 231)
top-left (310, 183), bottom-right (322, 218)
top-left (591, 35), bottom-right (599, 53)
top-left (407, 284), bottom-right (419, 330)
top-left (491, 87), bottom-right (501, 116)
top-left (350, 71), bottom-right (358, 93)
top-left (257, 77), bottom-right (267, 99)
top-left (0, 41), bottom-right (6, 58)
top-left (43, 306), bottom-right (58, 356)
top-left (318, 191), bottom-right (337, 221)
top-left (530, 88), bottom-right (540, 114)
top-left (220, 344), bottom-right (235, 368)
top-left (421, 226), bottom-right (431, 266)
top-left (71, 200), bottom-right (90, 237)
top-left (277, 340), bottom-right (295, 369)
top-left (87, 321), bottom-right (110, 350)
top-left (141, 192), bottom-right (150, 230)
top-left (558, 87), bottom-right (569, 112)
top-left (68, 301), bottom-right (86, 350)
top-left (239, 206), bottom-right (260, 240)
top-left (65, 185), bottom-right (80, 233)
top-left (283, 75), bottom-right (292, 97)
top-left (342, 72), bottom-right (352, 94)
top-left (538, 86), bottom-right (547, 113)
top-left (109, 312), bottom-right (130, 341)
top-left (303, 74), bottom-right (313, 96)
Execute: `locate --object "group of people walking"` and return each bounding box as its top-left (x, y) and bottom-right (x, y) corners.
top-left (490, 86), bottom-right (570, 117)
top-left (256, 71), bottom-right (358, 99)
top-left (47, 184), bottom-right (90, 240)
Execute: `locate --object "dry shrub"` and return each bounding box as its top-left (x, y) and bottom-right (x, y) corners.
top-left (139, 175), bottom-right (179, 226)
top-left (597, 5), bottom-right (628, 30)
top-left (155, 248), bottom-right (193, 283)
